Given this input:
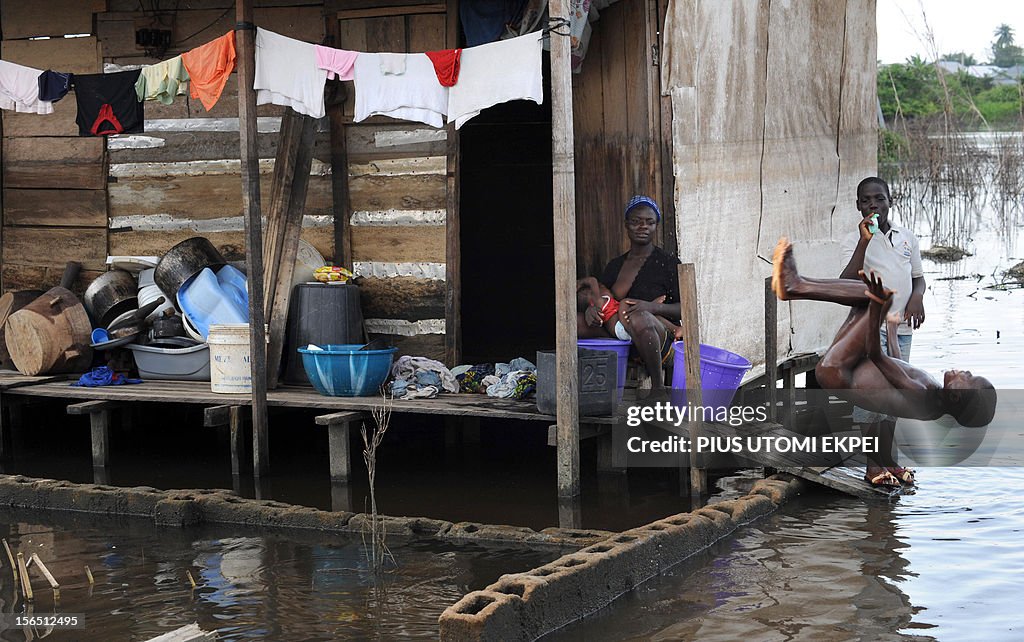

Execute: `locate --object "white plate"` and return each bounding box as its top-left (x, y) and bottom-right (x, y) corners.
top-left (106, 256), bottom-right (159, 273)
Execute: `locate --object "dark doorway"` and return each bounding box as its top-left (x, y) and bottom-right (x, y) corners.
top-left (458, 77), bottom-right (554, 364)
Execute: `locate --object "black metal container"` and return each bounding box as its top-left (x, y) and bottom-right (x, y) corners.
top-left (153, 237), bottom-right (227, 306)
top-left (84, 269), bottom-right (139, 328)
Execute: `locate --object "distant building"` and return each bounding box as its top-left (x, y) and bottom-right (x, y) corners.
top-left (936, 60), bottom-right (1024, 85)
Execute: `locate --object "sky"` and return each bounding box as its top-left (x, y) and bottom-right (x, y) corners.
top-left (876, 0), bottom-right (1024, 64)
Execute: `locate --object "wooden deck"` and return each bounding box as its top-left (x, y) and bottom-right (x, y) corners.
top-left (0, 370), bottom-right (892, 501)
top-left (0, 372), bottom-right (619, 502)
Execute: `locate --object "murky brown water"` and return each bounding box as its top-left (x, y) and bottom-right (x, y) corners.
top-left (3, 160), bottom-right (1024, 639)
top-left (0, 508), bottom-right (566, 641)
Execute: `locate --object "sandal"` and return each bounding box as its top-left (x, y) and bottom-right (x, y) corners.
top-left (864, 470), bottom-right (901, 489)
top-left (890, 467), bottom-right (916, 485)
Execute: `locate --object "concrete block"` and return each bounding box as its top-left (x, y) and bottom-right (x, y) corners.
top-left (154, 498), bottom-right (202, 527)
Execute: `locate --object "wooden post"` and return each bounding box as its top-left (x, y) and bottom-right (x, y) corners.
top-left (444, 0), bottom-right (462, 366)
top-left (263, 108), bottom-right (317, 389)
top-left (677, 264), bottom-right (706, 497)
top-left (229, 406), bottom-right (245, 476)
top-left (550, 0), bottom-right (581, 501)
top-left (67, 401), bottom-right (118, 468)
top-left (764, 277), bottom-right (778, 422)
top-left (315, 411), bottom-right (366, 483)
top-left (325, 15), bottom-right (353, 271)
top-left (235, 1), bottom-right (270, 476)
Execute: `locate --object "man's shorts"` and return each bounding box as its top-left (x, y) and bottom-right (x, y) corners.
top-left (852, 329), bottom-right (913, 425)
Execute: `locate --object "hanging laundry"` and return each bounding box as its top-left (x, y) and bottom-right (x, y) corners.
top-left (135, 55), bottom-right (190, 105)
top-left (460, 0), bottom-right (531, 47)
top-left (447, 32), bottom-right (543, 129)
top-left (314, 45), bottom-right (358, 81)
top-left (425, 49), bottom-right (462, 87)
top-left (378, 53), bottom-right (407, 75)
top-left (254, 28), bottom-right (328, 119)
top-left (37, 70), bottom-right (73, 103)
top-left (353, 53), bottom-right (448, 128)
top-left (73, 70), bottom-right (144, 136)
top-left (181, 31), bottom-right (236, 111)
top-left (0, 60), bottom-right (54, 114)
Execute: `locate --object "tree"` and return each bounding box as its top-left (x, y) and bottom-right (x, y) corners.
top-left (941, 52), bottom-right (977, 66)
top-left (991, 23), bottom-right (1024, 68)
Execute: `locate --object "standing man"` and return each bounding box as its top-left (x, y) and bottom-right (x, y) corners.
top-left (840, 177), bottom-right (926, 487)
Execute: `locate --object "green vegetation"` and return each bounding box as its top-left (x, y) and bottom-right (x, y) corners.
top-left (878, 25), bottom-right (1023, 130)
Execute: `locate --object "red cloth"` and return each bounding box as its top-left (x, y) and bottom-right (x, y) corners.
top-left (425, 49), bottom-right (462, 87)
top-left (599, 296), bottom-right (620, 323)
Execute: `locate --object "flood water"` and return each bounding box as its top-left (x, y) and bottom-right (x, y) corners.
top-left (3, 180), bottom-right (1024, 639)
top-left (0, 508), bottom-right (566, 641)
top-left (553, 182), bottom-right (1024, 640)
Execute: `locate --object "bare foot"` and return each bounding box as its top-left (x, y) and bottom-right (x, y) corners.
top-left (772, 237), bottom-right (800, 300)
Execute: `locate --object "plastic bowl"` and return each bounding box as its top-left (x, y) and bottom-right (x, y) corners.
top-left (298, 344), bottom-right (397, 397)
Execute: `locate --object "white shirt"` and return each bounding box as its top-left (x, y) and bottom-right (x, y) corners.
top-left (254, 28), bottom-right (328, 119)
top-left (0, 60), bottom-right (54, 115)
top-left (842, 222), bottom-right (924, 335)
top-left (448, 32), bottom-right (543, 130)
top-left (352, 53), bottom-right (448, 128)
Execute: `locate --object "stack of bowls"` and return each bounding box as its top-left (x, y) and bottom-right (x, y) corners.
top-left (137, 269), bottom-right (175, 321)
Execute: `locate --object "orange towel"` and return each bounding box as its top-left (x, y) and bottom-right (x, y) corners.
top-left (181, 31), bottom-right (236, 111)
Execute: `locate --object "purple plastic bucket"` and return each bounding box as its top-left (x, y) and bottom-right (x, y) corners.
top-left (578, 338), bottom-right (631, 401)
top-left (671, 341), bottom-right (752, 411)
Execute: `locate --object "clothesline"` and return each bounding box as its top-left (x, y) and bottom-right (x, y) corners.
top-left (0, 25), bottom-right (548, 135)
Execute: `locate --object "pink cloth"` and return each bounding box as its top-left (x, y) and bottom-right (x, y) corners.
top-left (315, 45), bottom-right (359, 81)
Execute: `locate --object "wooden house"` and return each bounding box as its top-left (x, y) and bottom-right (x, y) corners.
top-left (1, 0), bottom-right (876, 371)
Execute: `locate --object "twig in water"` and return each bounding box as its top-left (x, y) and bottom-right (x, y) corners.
top-left (16, 552), bottom-right (33, 602)
top-left (186, 570), bottom-right (197, 589)
top-left (84, 565), bottom-right (94, 585)
top-left (2, 539), bottom-right (18, 588)
top-left (360, 389), bottom-right (395, 574)
top-left (29, 554), bottom-right (60, 602)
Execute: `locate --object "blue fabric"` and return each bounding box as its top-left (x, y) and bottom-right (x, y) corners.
top-left (71, 366), bottom-right (143, 387)
top-left (460, 0), bottom-right (529, 47)
top-left (625, 195), bottom-right (661, 222)
top-left (38, 70), bottom-right (73, 102)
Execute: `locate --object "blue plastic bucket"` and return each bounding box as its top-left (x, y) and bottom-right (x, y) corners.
top-left (578, 338), bottom-right (631, 401)
top-left (671, 341), bottom-right (752, 412)
top-left (298, 344), bottom-right (397, 397)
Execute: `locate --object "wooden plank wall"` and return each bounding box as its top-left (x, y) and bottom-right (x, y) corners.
top-left (97, 2), bottom-right (332, 266)
top-left (571, 0), bottom-right (662, 278)
top-left (333, 8), bottom-right (449, 362)
top-left (1, 32), bottom-right (106, 294)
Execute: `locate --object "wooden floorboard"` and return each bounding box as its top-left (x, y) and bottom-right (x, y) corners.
top-left (0, 376), bottom-right (617, 423)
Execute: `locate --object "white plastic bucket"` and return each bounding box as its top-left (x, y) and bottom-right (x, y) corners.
top-left (208, 323), bottom-right (266, 394)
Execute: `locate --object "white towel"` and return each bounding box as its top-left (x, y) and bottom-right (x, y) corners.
top-left (0, 59), bottom-right (54, 114)
top-left (448, 32), bottom-right (543, 129)
top-left (353, 53), bottom-right (448, 128)
top-left (254, 28), bottom-right (328, 119)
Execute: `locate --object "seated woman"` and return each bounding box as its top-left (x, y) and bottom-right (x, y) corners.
top-left (578, 195), bottom-right (684, 391)
top-left (772, 238), bottom-right (997, 486)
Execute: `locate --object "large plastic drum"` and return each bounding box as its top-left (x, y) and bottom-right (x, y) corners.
top-left (284, 284), bottom-right (364, 385)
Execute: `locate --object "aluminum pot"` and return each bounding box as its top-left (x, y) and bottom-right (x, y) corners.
top-left (153, 237), bottom-right (227, 305)
top-left (84, 269), bottom-right (138, 328)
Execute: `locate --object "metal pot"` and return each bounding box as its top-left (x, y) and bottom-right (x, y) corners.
top-left (84, 269), bottom-right (138, 328)
top-left (153, 237), bottom-right (227, 305)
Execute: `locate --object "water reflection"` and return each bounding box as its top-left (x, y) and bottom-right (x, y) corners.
top-left (0, 509), bottom-right (566, 641)
top-left (550, 495), bottom-right (933, 641)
